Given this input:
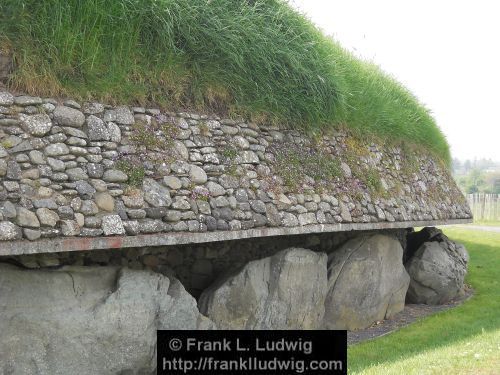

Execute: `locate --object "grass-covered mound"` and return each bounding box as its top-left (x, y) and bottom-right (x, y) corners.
top-left (0, 0), bottom-right (450, 164)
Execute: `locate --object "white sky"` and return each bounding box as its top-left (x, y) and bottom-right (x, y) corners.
top-left (290, 0), bottom-right (500, 161)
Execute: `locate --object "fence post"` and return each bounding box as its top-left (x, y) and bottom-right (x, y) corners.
top-left (467, 193), bottom-right (500, 221)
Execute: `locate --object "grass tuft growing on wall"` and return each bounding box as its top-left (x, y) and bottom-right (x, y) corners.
top-left (0, 0), bottom-right (450, 164)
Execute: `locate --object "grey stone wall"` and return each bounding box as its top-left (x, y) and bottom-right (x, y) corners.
top-left (0, 91), bottom-right (471, 243)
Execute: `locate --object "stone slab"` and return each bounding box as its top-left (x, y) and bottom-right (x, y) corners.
top-left (0, 218), bottom-right (472, 256)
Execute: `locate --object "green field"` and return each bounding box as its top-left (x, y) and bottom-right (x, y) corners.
top-left (474, 220), bottom-right (500, 227)
top-left (348, 227), bottom-right (500, 374)
top-left (0, 0), bottom-right (449, 164)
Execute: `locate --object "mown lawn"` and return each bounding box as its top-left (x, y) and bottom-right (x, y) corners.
top-left (473, 220), bottom-right (500, 227)
top-left (348, 228), bottom-right (500, 374)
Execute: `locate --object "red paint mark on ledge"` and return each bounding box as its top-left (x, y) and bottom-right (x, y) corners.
top-left (62, 237), bottom-right (93, 251)
top-left (61, 236), bottom-right (124, 251)
top-left (107, 237), bottom-right (124, 249)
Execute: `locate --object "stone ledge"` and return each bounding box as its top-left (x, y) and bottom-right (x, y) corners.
top-left (0, 218), bottom-right (472, 256)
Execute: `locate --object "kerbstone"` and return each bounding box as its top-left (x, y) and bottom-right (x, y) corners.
top-left (200, 248), bottom-right (327, 329)
top-left (406, 232), bottom-right (469, 304)
top-left (0, 265), bottom-right (214, 374)
top-left (324, 235), bottom-right (410, 330)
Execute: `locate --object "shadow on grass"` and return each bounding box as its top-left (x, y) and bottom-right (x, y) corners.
top-left (348, 229), bottom-right (500, 373)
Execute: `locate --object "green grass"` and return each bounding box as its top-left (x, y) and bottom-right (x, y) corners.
top-left (348, 228), bottom-right (500, 374)
top-left (473, 220), bottom-right (500, 227)
top-left (0, 0), bottom-right (450, 164)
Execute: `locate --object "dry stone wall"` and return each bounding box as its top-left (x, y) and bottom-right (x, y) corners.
top-left (0, 91), bottom-right (471, 242)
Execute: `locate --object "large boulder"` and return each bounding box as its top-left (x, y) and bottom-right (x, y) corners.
top-left (323, 234), bottom-right (410, 330)
top-left (199, 248), bottom-right (328, 329)
top-left (405, 229), bottom-right (469, 304)
top-left (404, 226), bottom-right (443, 263)
top-left (0, 264), bottom-right (213, 375)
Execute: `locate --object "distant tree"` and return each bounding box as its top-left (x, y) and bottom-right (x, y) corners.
top-left (470, 168), bottom-right (483, 185)
top-left (484, 172), bottom-right (500, 194)
top-left (467, 184), bottom-right (479, 194)
top-left (463, 159), bottom-right (472, 173)
top-left (452, 158), bottom-right (462, 174)
top-left (495, 179), bottom-right (500, 194)
top-left (453, 158), bottom-right (500, 194)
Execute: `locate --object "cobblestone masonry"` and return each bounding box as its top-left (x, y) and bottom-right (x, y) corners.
top-left (0, 91), bottom-right (471, 243)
